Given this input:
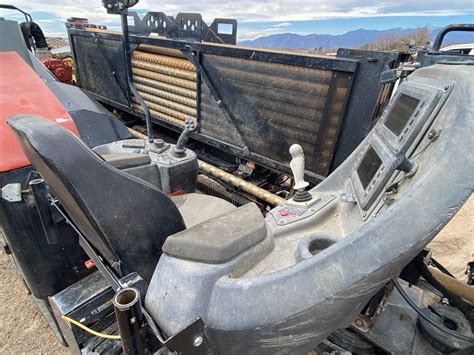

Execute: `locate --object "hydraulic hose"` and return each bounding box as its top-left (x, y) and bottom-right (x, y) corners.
top-left (414, 255), bottom-right (474, 326)
top-left (392, 279), bottom-right (474, 343)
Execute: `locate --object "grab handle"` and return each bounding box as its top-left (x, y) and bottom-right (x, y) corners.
top-left (432, 24), bottom-right (474, 51)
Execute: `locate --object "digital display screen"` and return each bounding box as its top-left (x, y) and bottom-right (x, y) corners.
top-left (385, 94), bottom-right (420, 137)
top-left (357, 147), bottom-right (383, 190)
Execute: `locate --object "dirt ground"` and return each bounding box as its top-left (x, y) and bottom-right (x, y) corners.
top-left (0, 196), bottom-right (472, 353)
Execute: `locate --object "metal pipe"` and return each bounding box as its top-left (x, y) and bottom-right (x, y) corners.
top-left (198, 160), bottom-right (287, 206)
top-left (137, 90), bottom-right (196, 116)
top-left (29, 178), bottom-right (59, 244)
top-left (133, 76), bottom-right (196, 99)
top-left (127, 128), bottom-right (287, 206)
top-left (131, 103), bottom-right (185, 127)
top-left (120, 12), bottom-right (154, 143)
top-left (132, 51), bottom-right (195, 72)
top-left (134, 83), bottom-right (196, 108)
top-left (132, 67), bottom-right (196, 90)
top-left (132, 59), bottom-right (196, 81)
top-left (428, 266), bottom-right (474, 303)
top-left (136, 44), bottom-right (185, 58)
top-left (432, 24), bottom-right (474, 51)
top-left (132, 97), bottom-right (194, 121)
top-left (113, 288), bottom-right (145, 355)
top-left (202, 53), bottom-right (333, 85)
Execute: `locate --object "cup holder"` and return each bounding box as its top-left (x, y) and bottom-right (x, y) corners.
top-left (296, 235), bottom-right (337, 262)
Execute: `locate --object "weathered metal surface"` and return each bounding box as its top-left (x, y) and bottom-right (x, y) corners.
top-left (136, 44), bottom-right (185, 58)
top-left (127, 11), bottom-right (238, 45)
top-left (132, 103), bottom-right (185, 127)
top-left (136, 90), bottom-right (196, 117)
top-left (132, 67), bottom-right (196, 90)
top-left (131, 51), bottom-right (195, 71)
top-left (198, 160), bottom-right (286, 206)
top-left (330, 49), bottom-right (406, 168)
top-left (133, 76), bottom-right (197, 99)
top-left (131, 59), bottom-right (196, 81)
top-left (198, 53), bottom-right (352, 176)
top-left (134, 83), bottom-right (196, 108)
top-left (68, 27), bottom-right (403, 180)
top-left (133, 98), bottom-right (191, 121)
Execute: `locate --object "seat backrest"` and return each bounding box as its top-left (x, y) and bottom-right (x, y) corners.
top-left (8, 115), bottom-right (186, 282)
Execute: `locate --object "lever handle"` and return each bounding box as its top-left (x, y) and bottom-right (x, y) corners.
top-left (289, 144), bottom-right (309, 191)
top-left (172, 119), bottom-right (198, 157)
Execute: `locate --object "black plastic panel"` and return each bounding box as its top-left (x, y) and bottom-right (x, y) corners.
top-left (0, 166), bottom-right (92, 299)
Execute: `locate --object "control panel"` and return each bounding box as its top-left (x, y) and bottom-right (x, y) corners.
top-left (93, 138), bottom-right (198, 194)
top-left (350, 77), bottom-right (452, 214)
top-left (269, 194), bottom-right (335, 226)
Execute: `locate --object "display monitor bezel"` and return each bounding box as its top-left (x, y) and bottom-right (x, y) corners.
top-left (350, 135), bottom-right (399, 211)
top-left (376, 83), bottom-right (442, 154)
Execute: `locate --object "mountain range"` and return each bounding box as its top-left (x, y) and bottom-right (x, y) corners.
top-left (239, 28), bottom-right (473, 50)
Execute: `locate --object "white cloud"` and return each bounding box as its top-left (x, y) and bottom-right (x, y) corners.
top-left (1, 0), bottom-right (472, 37)
top-left (273, 22), bottom-right (291, 28)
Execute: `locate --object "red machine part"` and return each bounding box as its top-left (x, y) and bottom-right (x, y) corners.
top-left (42, 58), bottom-right (74, 84)
top-left (0, 51), bottom-right (79, 172)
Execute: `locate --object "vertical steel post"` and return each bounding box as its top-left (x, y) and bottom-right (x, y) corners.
top-left (114, 287), bottom-right (145, 355)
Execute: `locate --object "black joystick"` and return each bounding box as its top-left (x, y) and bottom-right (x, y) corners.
top-left (172, 119), bottom-right (198, 157)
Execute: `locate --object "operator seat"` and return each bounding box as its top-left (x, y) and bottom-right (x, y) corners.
top-left (7, 114), bottom-right (230, 282)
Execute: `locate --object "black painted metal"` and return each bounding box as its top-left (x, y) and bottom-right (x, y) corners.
top-left (68, 27), bottom-right (402, 180)
top-left (331, 49), bottom-right (405, 169)
top-left (114, 288), bottom-right (145, 355)
top-left (432, 24), bottom-right (474, 51)
top-left (165, 318), bottom-right (213, 354)
top-left (0, 166), bottom-right (92, 299)
top-left (185, 47), bottom-right (248, 149)
top-left (91, 32), bottom-right (129, 102)
top-left (127, 11), bottom-right (237, 45)
top-left (29, 178), bottom-right (60, 244)
top-left (0, 4), bottom-right (32, 22)
top-left (121, 11), bottom-right (154, 142)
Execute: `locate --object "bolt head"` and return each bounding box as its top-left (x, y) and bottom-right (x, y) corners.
top-left (193, 335), bottom-right (203, 347)
top-left (153, 138), bottom-right (164, 148)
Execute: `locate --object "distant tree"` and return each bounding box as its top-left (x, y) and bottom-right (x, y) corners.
top-left (361, 27), bottom-right (431, 51)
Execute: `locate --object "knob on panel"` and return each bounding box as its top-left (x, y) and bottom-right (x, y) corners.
top-left (289, 144), bottom-right (309, 190)
top-left (289, 144), bottom-right (312, 202)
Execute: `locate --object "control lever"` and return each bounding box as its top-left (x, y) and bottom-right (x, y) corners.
top-left (289, 144), bottom-right (312, 202)
top-left (172, 119), bottom-right (198, 157)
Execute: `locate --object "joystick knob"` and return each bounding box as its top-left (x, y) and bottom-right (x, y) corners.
top-left (289, 144), bottom-right (312, 202)
top-left (172, 119), bottom-right (198, 157)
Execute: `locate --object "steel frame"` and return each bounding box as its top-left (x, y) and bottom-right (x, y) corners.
top-left (68, 26), bottom-right (403, 183)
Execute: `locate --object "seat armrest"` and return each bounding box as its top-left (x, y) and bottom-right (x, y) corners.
top-left (162, 203), bottom-right (266, 263)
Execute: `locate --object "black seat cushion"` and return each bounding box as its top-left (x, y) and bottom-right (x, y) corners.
top-left (7, 115), bottom-right (186, 282)
top-left (162, 203), bottom-right (266, 263)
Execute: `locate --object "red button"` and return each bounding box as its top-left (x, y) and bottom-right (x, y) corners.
top-left (84, 259), bottom-right (95, 269)
top-left (279, 209), bottom-right (289, 216)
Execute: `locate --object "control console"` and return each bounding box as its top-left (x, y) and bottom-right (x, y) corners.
top-left (93, 128), bottom-right (199, 194)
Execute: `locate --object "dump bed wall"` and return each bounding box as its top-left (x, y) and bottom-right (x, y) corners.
top-left (68, 28), bottom-right (401, 181)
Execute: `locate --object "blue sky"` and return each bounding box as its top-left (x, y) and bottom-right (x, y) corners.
top-left (1, 1), bottom-right (473, 40)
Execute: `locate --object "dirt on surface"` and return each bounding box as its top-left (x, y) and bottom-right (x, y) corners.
top-left (0, 196), bottom-right (472, 353)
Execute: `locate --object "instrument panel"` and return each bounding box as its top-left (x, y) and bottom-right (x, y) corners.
top-left (350, 77), bottom-right (452, 214)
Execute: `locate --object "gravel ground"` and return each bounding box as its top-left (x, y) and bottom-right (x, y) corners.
top-left (0, 196), bottom-right (472, 353)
